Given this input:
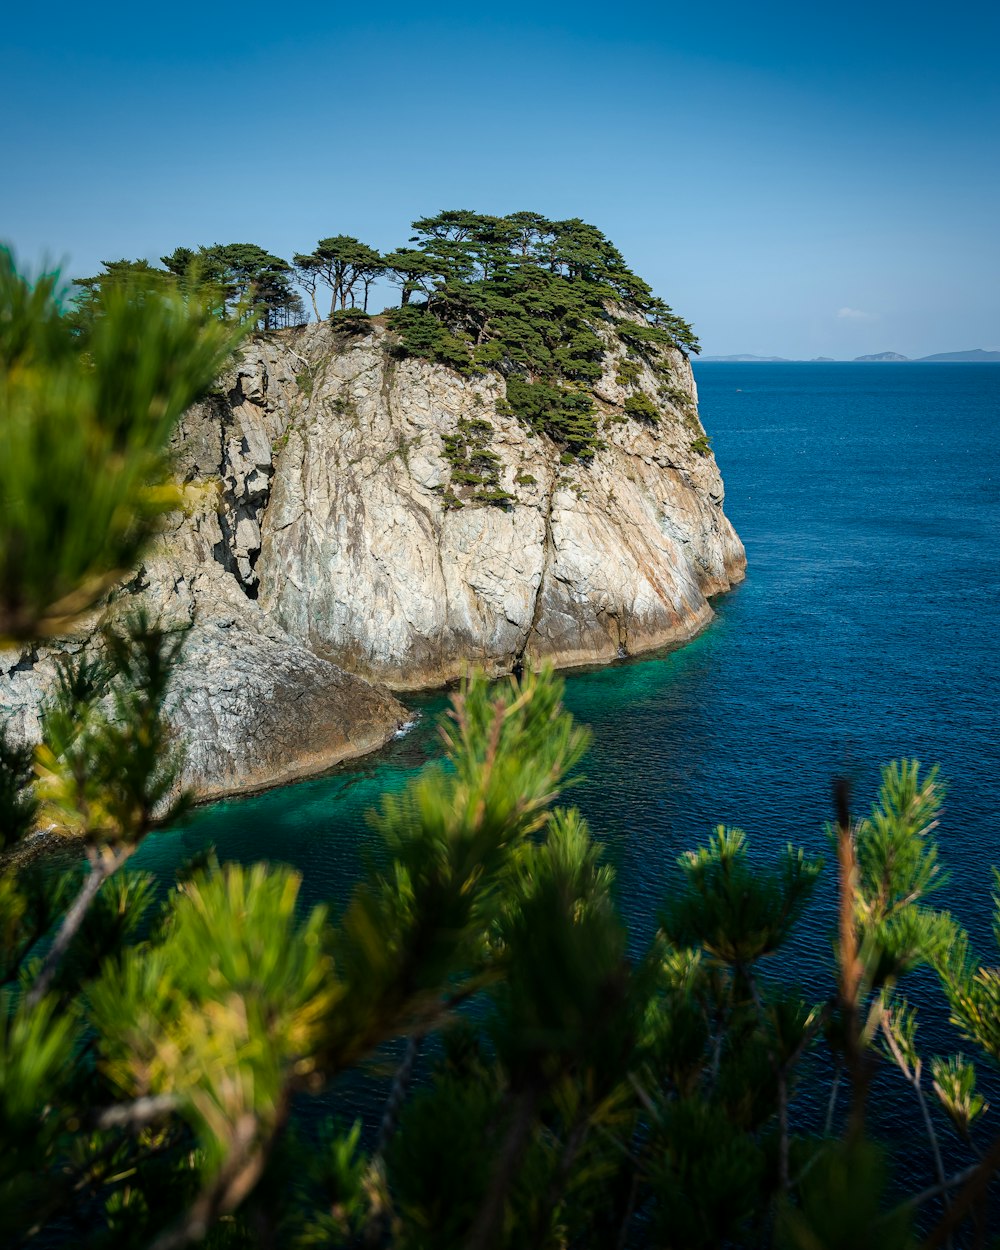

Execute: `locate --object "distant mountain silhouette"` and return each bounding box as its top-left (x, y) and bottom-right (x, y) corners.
top-left (699, 348), bottom-right (1000, 363)
top-left (916, 349), bottom-right (1000, 362)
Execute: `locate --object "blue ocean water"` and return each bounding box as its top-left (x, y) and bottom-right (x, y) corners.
top-left (138, 363), bottom-right (1000, 961)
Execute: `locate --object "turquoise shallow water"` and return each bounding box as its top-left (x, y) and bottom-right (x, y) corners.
top-left (137, 363), bottom-right (1000, 965)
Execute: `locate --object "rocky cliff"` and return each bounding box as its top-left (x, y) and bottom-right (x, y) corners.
top-left (0, 318), bottom-right (744, 800)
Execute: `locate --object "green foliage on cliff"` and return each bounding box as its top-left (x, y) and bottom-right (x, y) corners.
top-left (75, 245), bottom-right (304, 331)
top-left (161, 243), bottom-right (303, 329)
top-left (503, 374), bottom-right (601, 458)
top-left (623, 391), bottom-right (661, 424)
top-left (328, 306), bottom-right (374, 335)
top-left (380, 210), bottom-right (698, 460)
top-left (387, 302), bottom-right (478, 375)
top-left (439, 417), bottom-right (513, 509)
top-left (293, 236), bottom-right (384, 317)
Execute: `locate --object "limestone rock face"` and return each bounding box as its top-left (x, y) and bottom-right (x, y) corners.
top-left (257, 323), bottom-right (745, 687)
top-left (0, 321), bottom-right (744, 799)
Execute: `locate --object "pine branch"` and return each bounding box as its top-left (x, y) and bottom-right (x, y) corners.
top-left (921, 1130), bottom-right (1000, 1249)
top-left (374, 1033), bottom-right (423, 1159)
top-left (148, 1087), bottom-right (290, 1250)
top-left (746, 972), bottom-right (790, 1191)
top-left (902, 1161), bottom-right (980, 1212)
top-left (26, 845), bottom-right (129, 1008)
top-left (531, 1111), bottom-right (591, 1249)
top-left (465, 1084), bottom-right (539, 1250)
top-left (614, 1171), bottom-right (641, 1250)
top-left (824, 1063), bottom-right (842, 1136)
top-left (880, 1013), bottom-right (950, 1223)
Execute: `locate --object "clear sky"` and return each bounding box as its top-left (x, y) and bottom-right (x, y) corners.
top-left (3, 0), bottom-right (998, 358)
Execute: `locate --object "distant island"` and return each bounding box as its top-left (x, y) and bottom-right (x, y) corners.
top-left (701, 348), bottom-right (1000, 363)
top-left (917, 349), bottom-right (1000, 362)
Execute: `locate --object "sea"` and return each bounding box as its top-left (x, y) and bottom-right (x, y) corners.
top-left (133, 362), bottom-right (1000, 1151)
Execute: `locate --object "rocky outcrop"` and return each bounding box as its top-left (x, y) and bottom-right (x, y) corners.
top-left (258, 323), bottom-right (744, 687)
top-left (0, 320), bottom-right (744, 799)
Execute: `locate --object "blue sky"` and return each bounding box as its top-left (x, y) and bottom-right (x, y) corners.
top-left (3, 0), bottom-right (998, 358)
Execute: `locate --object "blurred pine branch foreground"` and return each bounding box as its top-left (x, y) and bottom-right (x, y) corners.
top-left (3, 253), bottom-right (1000, 1248)
top-left (0, 249), bottom-right (243, 640)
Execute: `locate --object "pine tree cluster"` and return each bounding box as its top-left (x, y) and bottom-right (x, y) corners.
top-left (72, 211), bottom-right (700, 463)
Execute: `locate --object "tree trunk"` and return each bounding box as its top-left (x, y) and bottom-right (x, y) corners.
top-left (465, 1085), bottom-right (538, 1250)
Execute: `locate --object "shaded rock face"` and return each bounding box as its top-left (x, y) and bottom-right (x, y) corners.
top-left (161, 615), bottom-right (405, 803)
top-left (0, 322), bottom-right (744, 799)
